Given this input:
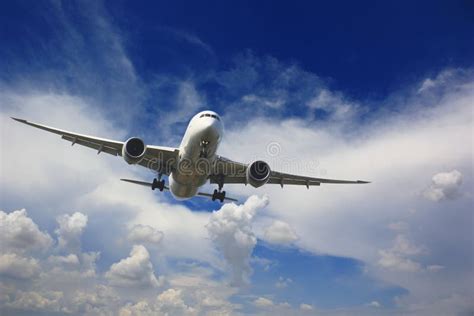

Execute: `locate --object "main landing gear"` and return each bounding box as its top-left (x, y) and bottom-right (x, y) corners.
top-left (212, 189), bottom-right (226, 202)
top-left (212, 177), bottom-right (225, 202)
top-left (151, 173), bottom-right (165, 191)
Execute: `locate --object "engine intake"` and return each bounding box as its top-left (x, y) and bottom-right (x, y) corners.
top-left (122, 137), bottom-right (146, 164)
top-left (246, 160), bottom-right (271, 188)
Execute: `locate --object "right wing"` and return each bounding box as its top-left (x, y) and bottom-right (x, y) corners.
top-left (11, 117), bottom-right (179, 174)
top-left (210, 156), bottom-right (369, 187)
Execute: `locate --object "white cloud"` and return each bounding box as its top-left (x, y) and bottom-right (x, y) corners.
top-left (0, 253), bottom-right (40, 279)
top-left (275, 276), bottom-right (293, 289)
top-left (70, 285), bottom-right (119, 315)
top-left (6, 290), bottom-right (64, 313)
top-left (263, 220), bottom-right (298, 244)
top-left (378, 250), bottom-right (422, 272)
top-left (119, 300), bottom-right (155, 316)
top-left (106, 245), bottom-right (161, 288)
top-left (417, 78), bottom-right (436, 93)
top-left (417, 69), bottom-right (463, 94)
top-left (165, 265), bottom-right (239, 315)
top-left (299, 303), bottom-right (314, 311)
top-left (128, 224), bottom-right (164, 246)
top-left (55, 212), bottom-right (88, 252)
top-left (378, 234), bottom-right (424, 272)
top-left (306, 89), bottom-right (359, 121)
top-left (423, 170), bottom-right (463, 202)
top-left (0, 209), bottom-right (53, 254)
top-left (156, 288), bottom-right (195, 315)
top-left (367, 301), bottom-right (381, 308)
top-left (48, 254), bottom-right (80, 268)
top-left (206, 195), bottom-right (269, 285)
top-left (253, 297), bottom-right (274, 308)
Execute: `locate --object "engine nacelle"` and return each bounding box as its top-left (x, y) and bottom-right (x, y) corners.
top-left (122, 137), bottom-right (147, 164)
top-left (246, 160), bottom-right (271, 188)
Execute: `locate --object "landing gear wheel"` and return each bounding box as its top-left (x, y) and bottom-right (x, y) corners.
top-left (152, 178), bottom-right (165, 191)
top-left (212, 190), bottom-right (226, 203)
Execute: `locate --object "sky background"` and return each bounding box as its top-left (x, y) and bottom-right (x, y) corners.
top-left (0, 1), bottom-right (473, 315)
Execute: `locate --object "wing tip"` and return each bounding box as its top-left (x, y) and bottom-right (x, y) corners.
top-left (11, 117), bottom-right (27, 123)
top-left (357, 180), bottom-right (371, 184)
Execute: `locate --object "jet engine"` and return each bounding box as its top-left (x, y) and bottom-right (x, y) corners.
top-left (122, 137), bottom-right (147, 164)
top-left (246, 160), bottom-right (271, 188)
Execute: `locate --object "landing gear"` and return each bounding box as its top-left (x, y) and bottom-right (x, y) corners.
top-left (152, 173), bottom-right (165, 191)
top-left (212, 176), bottom-right (225, 202)
top-left (212, 189), bottom-right (226, 202)
top-left (200, 140), bottom-right (209, 158)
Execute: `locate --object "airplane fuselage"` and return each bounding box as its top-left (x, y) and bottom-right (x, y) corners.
top-left (168, 111), bottom-right (223, 199)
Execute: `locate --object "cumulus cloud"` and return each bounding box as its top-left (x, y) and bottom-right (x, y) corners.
top-left (47, 254), bottom-right (80, 268)
top-left (0, 253), bottom-right (40, 279)
top-left (70, 285), bottom-right (119, 315)
top-left (207, 195), bottom-right (269, 285)
top-left (263, 220), bottom-right (298, 245)
top-left (156, 288), bottom-right (195, 315)
top-left (55, 212), bottom-right (88, 252)
top-left (106, 245), bottom-right (161, 288)
top-left (6, 290), bottom-right (64, 313)
top-left (0, 209), bottom-right (53, 253)
top-left (119, 300), bottom-right (155, 316)
top-left (423, 170), bottom-right (463, 202)
top-left (128, 224), bottom-right (164, 246)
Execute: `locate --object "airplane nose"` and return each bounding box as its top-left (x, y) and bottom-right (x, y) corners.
top-left (201, 118), bottom-right (219, 139)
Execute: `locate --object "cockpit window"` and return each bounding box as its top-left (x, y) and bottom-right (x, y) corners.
top-left (199, 113), bottom-right (220, 121)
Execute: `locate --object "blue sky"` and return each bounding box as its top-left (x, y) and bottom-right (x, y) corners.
top-left (0, 1), bottom-right (473, 315)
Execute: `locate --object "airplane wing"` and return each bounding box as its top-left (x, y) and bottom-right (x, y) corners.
top-left (11, 118), bottom-right (179, 174)
top-left (210, 156), bottom-right (370, 187)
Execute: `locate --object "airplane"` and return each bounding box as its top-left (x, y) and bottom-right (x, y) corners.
top-left (11, 111), bottom-right (369, 202)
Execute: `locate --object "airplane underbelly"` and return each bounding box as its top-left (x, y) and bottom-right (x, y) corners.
top-left (169, 172), bottom-right (207, 199)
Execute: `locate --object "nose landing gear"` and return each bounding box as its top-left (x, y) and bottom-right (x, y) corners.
top-left (200, 140), bottom-right (209, 158)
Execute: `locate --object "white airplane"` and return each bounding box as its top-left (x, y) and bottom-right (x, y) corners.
top-left (12, 111), bottom-right (369, 202)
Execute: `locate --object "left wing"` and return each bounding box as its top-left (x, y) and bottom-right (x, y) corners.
top-left (210, 156), bottom-right (370, 187)
top-left (11, 117), bottom-right (179, 174)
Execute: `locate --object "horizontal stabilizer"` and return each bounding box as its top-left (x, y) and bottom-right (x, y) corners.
top-left (120, 179), bottom-right (237, 202)
top-left (197, 192), bottom-right (238, 202)
top-left (120, 178), bottom-right (169, 190)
